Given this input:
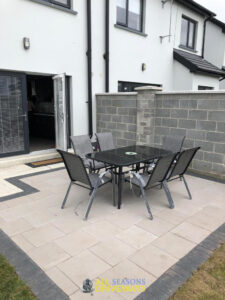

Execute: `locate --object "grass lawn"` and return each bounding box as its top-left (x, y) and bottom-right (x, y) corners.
top-left (170, 243), bottom-right (225, 300)
top-left (0, 254), bottom-right (37, 300)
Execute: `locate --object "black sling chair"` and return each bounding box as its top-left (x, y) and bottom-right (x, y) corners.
top-left (167, 147), bottom-right (200, 199)
top-left (126, 153), bottom-right (177, 220)
top-left (58, 150), bottom-right (115, 220)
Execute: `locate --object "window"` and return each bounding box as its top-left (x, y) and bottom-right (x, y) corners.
top-left (118, 81), bottom-right (161, 92)
top-left (117, 0), bottom-right (143, 32)
top-left (45, 0), bottom-right (71, 8)
top-left (180, 16), bottom-right (197, 50)
top-left (198, 86), bottom-right (214, 90)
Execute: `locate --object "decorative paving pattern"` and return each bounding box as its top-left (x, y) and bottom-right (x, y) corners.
top-left (0, 164), bottom-right (224, 299)
top-left (0, 229), bottom-right (69, 300)
top-left (0, 167), bottom-right (64, 202)
top-left (135, 223), bottom-right (225, 300)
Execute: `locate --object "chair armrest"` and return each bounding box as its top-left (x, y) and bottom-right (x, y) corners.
top-left (130, 171), bottom-right (146, 188)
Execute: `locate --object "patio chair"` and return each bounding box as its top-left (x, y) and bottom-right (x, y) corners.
top-left (167, 147), bottom-right (200, 199)
top-left (162, 135), bottom-right (185, 153)
top-left (146, 135), bottom-right (185, 172)
top-left (95, 132), bottom-right (115, 151)
top-left (126, 153), bottom-right (177, 220)
top-left (70, 135), bottom-right (105, 173)
top-left (57, 150), bottom-right (115, 220)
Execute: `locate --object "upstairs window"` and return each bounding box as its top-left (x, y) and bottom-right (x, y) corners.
top-left (180, 16), bottom-right (197, 50)
top-left (45, 0), bottom-right (71, 8)
top-left (117, 0), bottom-right (143, 32)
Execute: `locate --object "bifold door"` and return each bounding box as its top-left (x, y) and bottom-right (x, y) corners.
top-left (53, 73), bottom-right (67, 151)
top-left (0, 72), bottom-right (29, 157)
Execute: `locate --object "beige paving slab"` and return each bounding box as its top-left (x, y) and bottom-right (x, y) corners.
top-left (51, 214), bottom-right (88, 234)
top-left (58, 250), bottom-right (111, 288)
top-left (104, 211), bottom-right (144, 230)
top-left (0, 216), bottom-right (5, 227)
top-left (46, 267), bottom-right (79, 296)
top-left (187, 206), bottom-right (225, 231)
top-left (136, 216), bottom-right (175, 237)
top-left (1, 218), bottom-right (33, 237)
top-left (11, 234), bottom-right (35, 252)
top-left (89, 237), bottom-right (136, 266)
top-left (129, 244), bottom-right (177, 278)
top-left (172, 221), bottom-right (211, 244)
top-left (116, 225), bottom-right (157, 249)
top-left (24, 210), bottom-right (56, 227)
top-left (55, 230), bottom-right (98, 256)
top-left (151, 232), bottom-right (196, 259)
top-left (70, 288), bottom-right (125, 300)
top-left (22, 224), bottom-right (64, 247)
top-left (82, 221), bottom-right (122, 241)
top-left (0, 179), bottom-right (23, 197)
top-left (155, 209), bottom-right (188, 225)
top-left (98, 259), bottom-right (157, 300)
top-left (28, 242), bottom-right (70, 270)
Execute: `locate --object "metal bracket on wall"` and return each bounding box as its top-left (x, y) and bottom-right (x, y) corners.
top-left (161, 0), bottom-right (172, 8)
top-left (159, 35), bottom-right (172, 43)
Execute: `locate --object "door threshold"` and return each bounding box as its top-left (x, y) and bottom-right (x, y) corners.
top-left (0, 149), bottom-right (59, 168)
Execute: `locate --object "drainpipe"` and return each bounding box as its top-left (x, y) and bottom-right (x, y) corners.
top-left (105, 0), bottom-right (110, 92)
top-left (87, 0), bottom-right (93, 137)
top-left (202, 16), bottom-right (211, 58)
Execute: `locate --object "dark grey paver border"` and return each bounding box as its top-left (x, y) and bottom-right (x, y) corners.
top-left (134, 223), bottom-right (225, 300)
top-left (0, 167), bottom-right (65, 202)
top-left (0, 229), bottom-right (69, 300)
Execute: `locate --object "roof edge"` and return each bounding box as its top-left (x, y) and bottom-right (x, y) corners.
top-left (175, 0), bottom-right (216, 17)
top-left (211, 18), bottom-right (225, 33)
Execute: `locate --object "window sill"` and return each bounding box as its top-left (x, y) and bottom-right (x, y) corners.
top-left (28, 0), bottom-right (78, 15)
top-left (179, 45), bottom-right (197, 53)
top-left (114, 24), bottom-right (147, 37)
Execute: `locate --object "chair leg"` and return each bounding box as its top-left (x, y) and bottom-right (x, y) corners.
top-left (112, 172), bottom-right (116, 207)
top-left (61, 182), bottom-right (72, 209)
top-left (140, 186), bottom-right (153, 220)
top-left (182, 175), bottom-right (192, 200)
top-left (84, 188), bottom-right (98, 220)
top-left (162, 181), bottom-right (174, 209)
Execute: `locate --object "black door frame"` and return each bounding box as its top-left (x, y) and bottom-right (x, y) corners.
top-left (0, 70), bottom-right (29, 158)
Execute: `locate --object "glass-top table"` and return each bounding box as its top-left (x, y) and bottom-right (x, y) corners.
top-left (86, 145), bottom-right (171, 209)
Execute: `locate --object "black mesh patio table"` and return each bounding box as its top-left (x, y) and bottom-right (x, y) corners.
top-left (86, 145), bottom-right (171, 209)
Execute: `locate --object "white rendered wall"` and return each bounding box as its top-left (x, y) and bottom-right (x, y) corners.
top-left (109, 0), bottom-right (208, 92)
top-left (205, 22), bottom-right (225, 69)
top-left (0, 0), bottom-right (89, 136)
top-left (192, 74), bottom-right (219, 90)
top-left (0, 0), bottom-right (221, 138)
top-left (173, 61), bottom-right (193, 90)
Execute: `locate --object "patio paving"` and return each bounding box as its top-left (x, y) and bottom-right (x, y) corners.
top-left (0, 163), bottom-right (225, 299)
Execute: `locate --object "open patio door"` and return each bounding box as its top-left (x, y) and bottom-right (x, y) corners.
top-left (53, 73), bottom-right (67, 151)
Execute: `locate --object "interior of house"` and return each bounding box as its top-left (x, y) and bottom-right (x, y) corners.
top-left (26, 75), bottom-right (55, 152)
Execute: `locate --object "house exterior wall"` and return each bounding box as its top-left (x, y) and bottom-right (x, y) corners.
top-left (0, 0), bottom-right (223, 142)
top-left (192, 74), bottom-right (220, 90)
top-left (96, 89), bottom-right (225, 180)
top-left (0, 0), bottom-right (89, 136)
top-left (205, 22), bottom-right (225, 69)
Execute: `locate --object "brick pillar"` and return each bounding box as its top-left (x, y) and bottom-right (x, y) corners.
top-left (135, 86), bottom-right (162, 145)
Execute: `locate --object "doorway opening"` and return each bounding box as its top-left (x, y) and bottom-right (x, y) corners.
top-left (27, 75), bottom-right (56, 152)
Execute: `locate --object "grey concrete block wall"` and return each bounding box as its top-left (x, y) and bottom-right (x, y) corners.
top-left (96, 93), bottom-right (137, 147)
top-left (154, 92), bottom-right (225, 179)
top-left (96, 90), bottom-right (225, 180)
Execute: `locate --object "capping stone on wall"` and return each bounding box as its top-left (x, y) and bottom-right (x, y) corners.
top-left (96, 89), bottom-right (225, 180)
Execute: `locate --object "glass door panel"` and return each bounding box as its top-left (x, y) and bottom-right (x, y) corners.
top-left (53, 73), bottom-right (67, 151)
top-left (0, 72), bottom-right (28, 157)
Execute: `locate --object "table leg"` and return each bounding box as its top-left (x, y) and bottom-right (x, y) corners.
top-left (118, 166), bottom-right (123, 209)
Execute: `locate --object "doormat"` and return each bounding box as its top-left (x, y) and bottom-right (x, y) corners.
top-left (26, 158), bottom-right (63, 168)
